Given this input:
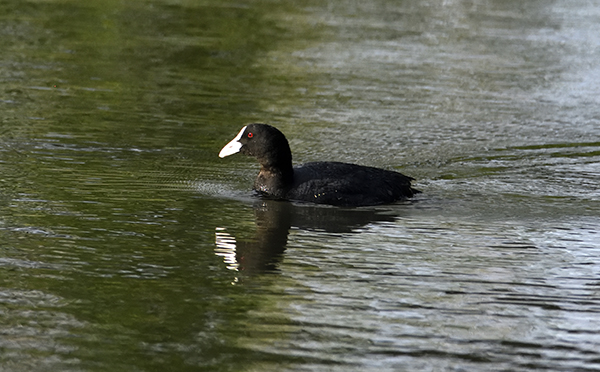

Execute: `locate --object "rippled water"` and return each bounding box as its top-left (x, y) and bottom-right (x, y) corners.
top-left (1, 0), bottom-right (599, 371)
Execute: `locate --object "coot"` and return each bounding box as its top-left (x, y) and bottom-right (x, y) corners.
top-left (219, 123), bottom-right (419, 207)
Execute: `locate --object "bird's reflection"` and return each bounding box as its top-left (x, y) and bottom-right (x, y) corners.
top-left (215, 199), bottom-right (407, 277)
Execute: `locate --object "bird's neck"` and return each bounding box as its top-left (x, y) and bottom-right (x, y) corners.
top-left (254, 164), bottom-right (294, 197)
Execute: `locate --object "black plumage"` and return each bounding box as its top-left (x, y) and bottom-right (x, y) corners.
top-left (219, 123), bottom-right (419, 207)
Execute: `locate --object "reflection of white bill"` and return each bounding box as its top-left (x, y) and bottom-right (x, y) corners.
top-left (214, 227), bottom-right (239, 272)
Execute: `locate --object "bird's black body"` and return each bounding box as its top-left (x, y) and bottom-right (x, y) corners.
top-left (219, 123), bottom-right (419, 207)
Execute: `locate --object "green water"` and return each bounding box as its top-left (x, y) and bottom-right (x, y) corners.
top-left (1, 0), bottom-right (600, 371)
top-left (2, 2), bottom-right (288, 370)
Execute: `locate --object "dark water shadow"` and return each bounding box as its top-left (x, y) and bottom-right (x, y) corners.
top-left (215, 199), bottom-right (410, 275)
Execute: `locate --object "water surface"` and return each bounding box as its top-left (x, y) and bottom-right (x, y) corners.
top-left (1, 0), bottom-right (599, 371)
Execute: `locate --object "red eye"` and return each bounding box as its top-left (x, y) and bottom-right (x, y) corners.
top-left (247, 132), bottom-right (253, 138)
